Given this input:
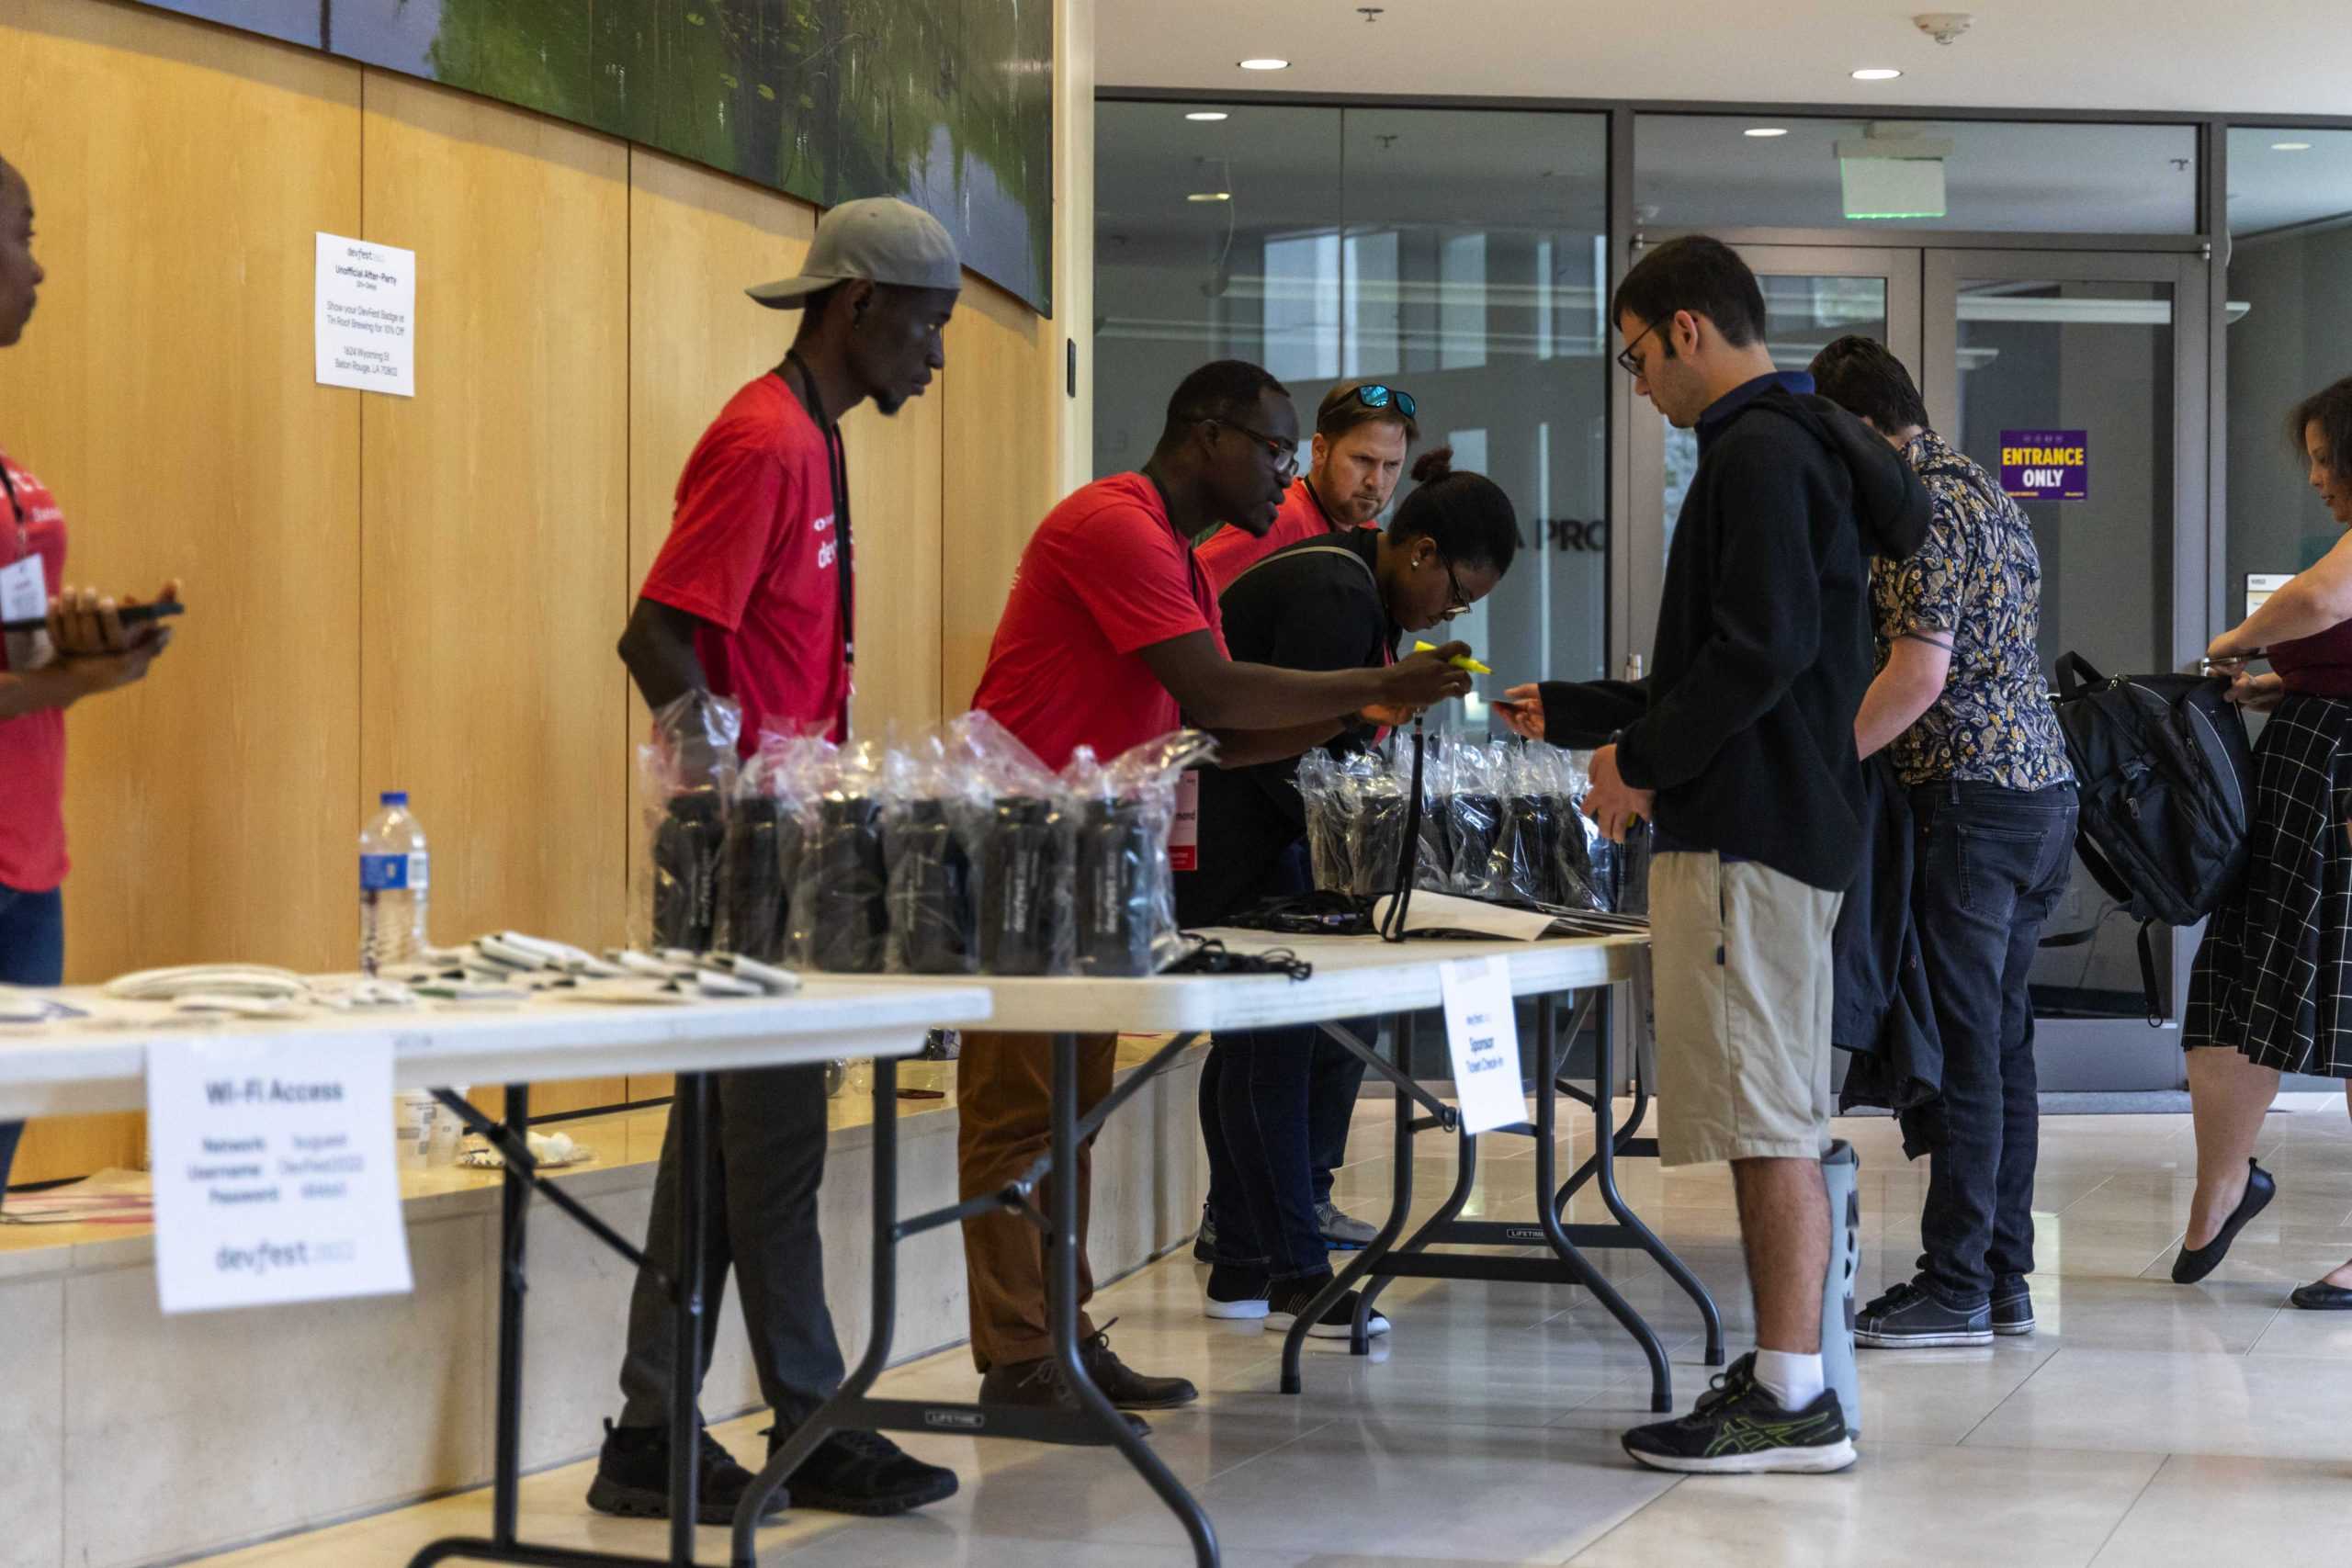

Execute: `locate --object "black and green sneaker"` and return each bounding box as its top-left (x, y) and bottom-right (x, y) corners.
top-left (1621, 1354), bottom-right (1856, 1474)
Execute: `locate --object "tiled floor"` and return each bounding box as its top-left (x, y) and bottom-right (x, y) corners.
top-left (187, 1091), bottom-right (2352, 1568)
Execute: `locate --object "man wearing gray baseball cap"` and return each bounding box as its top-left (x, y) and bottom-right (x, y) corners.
top-left (592, 197), bottom-right (961, 1527)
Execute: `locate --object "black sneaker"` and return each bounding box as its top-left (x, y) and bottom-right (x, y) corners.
top-left (1990, 1276), bottom-right (2036, 1337)
top-left (1204, 1264), bottom-right (1272, 1321)
top-left (761, 1426), bottom-right (957, 1517)
top-left (977, 1356), bottom-right (1151, 1442)
top-left (584, 1418), bottom-right (785, 1526)
top-left (1265, 1277), bottom-right (1390, 1340)
top-left (1855, 1278), bottom-right (1993, 1348)
top-left (1080, 1320), bottom-right (1199, 1408)
top-left (1192, 1204), bottom-right (1219, 1264)
top-left (1621, 1354), bottom-right (1856, 1475)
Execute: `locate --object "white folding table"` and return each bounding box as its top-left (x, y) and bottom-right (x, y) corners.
top-left (0, 979), bottom-right (991, 1568)
top-left (742, 931), bottom-right (1718, 1568)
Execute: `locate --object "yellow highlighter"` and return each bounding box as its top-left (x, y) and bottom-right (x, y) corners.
top-left (1413, 639), bottom-right (1493, 675)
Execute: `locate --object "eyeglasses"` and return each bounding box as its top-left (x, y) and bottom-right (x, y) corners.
top-left (1209, 419), bottom-right (1299, 478)
top-left (1438, 555), bottom-right (1471, 621)
top-left (1351, 384), bottom-right (1417, 420)
top-left (1615, 318), bottom-right (1667, 377)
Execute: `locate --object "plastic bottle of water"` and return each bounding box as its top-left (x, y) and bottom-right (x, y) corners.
top-left (360, 790), bottom-right (431, 975)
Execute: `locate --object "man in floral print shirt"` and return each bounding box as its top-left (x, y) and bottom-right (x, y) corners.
top-left (1813, 334), bottom-right (2077, 1350)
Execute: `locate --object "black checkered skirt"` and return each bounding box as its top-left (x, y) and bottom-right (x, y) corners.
top-left (2187, 694), bottom-right (2352, 1077)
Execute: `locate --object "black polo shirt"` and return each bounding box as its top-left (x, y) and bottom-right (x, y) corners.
top-left (1174, 529), bottom-right (1396, 926)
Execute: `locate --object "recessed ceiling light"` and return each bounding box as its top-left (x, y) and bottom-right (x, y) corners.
top-left (1238, 58), bottom-right (1290, 71)
top-left (1186, 111), bottom-right (1230, 121)
top-left (2272, 141), bottom-right (2314, 152)
top-left (1851, 67), bottom-right (1903, 81)
top-left (1746, 127), bottom-right (1789, 138)
top-left (1187, 192), bottom-right (1232, 202)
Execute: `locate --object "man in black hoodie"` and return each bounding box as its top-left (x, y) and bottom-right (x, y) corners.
top-left (1504, 237), bottom-right (1927, 1475)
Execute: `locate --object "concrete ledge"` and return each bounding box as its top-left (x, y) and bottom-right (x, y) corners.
top-left (0, 1043), bottom-right (1207, 1568)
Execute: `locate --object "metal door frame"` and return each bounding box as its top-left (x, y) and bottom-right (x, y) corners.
top-left (1923, 248), bottom-right (2211, 1087)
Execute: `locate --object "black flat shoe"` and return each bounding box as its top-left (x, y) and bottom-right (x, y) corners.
top-left (2289, 1280), bottom-right (2352, 1311)
top-left (2171, 1158), bottom-right (2276, 1284)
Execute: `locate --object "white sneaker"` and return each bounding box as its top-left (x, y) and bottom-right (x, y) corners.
top-left (1265, 1281), bottom-right (1389, 1339)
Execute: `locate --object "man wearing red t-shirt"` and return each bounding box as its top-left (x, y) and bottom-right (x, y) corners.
top-left (1, 154), bottom-right (177, 1194)
top-left (960, 360), bottom-right (1473, 1425)
top-left (1196, 377), bottom-right (1420, 592)
top-left (591, 198), bottom-right (962, 1526)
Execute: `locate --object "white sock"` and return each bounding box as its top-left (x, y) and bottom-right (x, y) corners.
top-left (1751, 1349), bottom-right (1825, 1411)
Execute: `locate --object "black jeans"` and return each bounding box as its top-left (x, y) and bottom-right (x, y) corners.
top-left (1201, 1021), bottom-right (1375, 1280)
top-left (1308, 1032), bottom-right (1368, 1205)
top-left (0, 884), bottom-right (66, 1195)
top-left (1911, 779), bottom-right (2077, 1306)
top-left (616, 1063), bottom-right (847, 1429)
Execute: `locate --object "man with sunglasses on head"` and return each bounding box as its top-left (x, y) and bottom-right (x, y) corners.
top-left (1191, 377), bottom-right (1422, 1261)
top-left (961, 360), bottom-right (1473, 1429)
top-left (1197, 378), bottom-right (1419, 591)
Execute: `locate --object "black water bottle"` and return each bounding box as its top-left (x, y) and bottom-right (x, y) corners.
top-left (980, 795), bottom-right (1069, 975)
top-left (809, 795), bottom-right (888, 973)
top-left (652, 787), bottom-right (726, 951)
top-left (888, 799), bottom-right (980, 975)
top-left (1075, 797), bottom-right (1156, 976)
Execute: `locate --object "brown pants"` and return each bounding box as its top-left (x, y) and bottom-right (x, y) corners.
top-left (956, 1030), bottom-right (1118, 1371)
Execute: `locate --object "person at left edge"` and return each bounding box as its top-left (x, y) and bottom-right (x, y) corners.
top-left (1, 152), bottom-right (178, 1198)
top-left (959, 360), bottom-right (1475, 1431)
top-left (585, 197), bottom-right (961, 1527)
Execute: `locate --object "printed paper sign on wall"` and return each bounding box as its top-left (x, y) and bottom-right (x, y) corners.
top-left (315, 233), bottom-right (416, 398)
top-left (1999, 430), bottom-right (2088, 502)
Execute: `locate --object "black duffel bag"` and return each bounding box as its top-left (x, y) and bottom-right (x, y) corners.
top-left (2045, 651), bottom-right (2254, 1021)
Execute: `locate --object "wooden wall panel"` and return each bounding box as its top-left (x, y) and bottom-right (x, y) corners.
top-left (0, 0), bottom-right (362, 1182)
top-left (843, 365), bottom-right (945, 739)
top-left (359, 73), bottom-right (629, 1118)
top-left (942, 279), bottom-right (1061, 713)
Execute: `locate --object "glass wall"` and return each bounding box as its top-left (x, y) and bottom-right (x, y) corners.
top-left (2226, 128), bottom-right (2352, 614)
top-left (1094, 103), bottom-right (1612, 709)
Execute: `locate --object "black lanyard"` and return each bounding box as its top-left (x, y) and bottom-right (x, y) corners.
top-left (778, 350), bottom-right (854, 670)
top-left (1, 458), bottom-right (27, 560)
top-left (1302, 475), bottom-right (1344, 535)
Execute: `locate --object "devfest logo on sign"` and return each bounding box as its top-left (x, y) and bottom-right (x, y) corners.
top-left (2000, 430), bottom-right (2089, 502)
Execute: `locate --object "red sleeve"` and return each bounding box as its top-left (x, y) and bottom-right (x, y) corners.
top-left (1061, 500), bottom-right (1214, 654)
top-left (639, 433), bottom-right (787, 632)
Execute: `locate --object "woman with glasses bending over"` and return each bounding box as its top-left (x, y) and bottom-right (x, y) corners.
top-left (2173, 375), bottom-right (2352, 1310)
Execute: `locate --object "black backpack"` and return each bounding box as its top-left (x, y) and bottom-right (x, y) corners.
top-left (2045, 652), bottom-right (2254, 1021)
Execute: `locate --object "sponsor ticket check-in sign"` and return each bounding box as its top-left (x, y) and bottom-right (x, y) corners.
top-left (2000, 430), bottom-right (2088, 502)
top-left (147, 1033), bottom-right (415, 1314)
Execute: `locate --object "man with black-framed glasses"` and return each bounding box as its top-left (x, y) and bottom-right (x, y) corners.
top-left (961, 360), bottom-right (1473, 1427)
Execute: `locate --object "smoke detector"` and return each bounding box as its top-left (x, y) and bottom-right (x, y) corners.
top-left (1913, 12), bottom-right (1973, 45)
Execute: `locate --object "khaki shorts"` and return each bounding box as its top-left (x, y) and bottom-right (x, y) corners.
top-left (1649, 851), bottom-right (1842, 1167)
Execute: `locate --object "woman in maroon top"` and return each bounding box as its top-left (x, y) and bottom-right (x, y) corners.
top-left (2173, 376), bottom-right (2352, 1309)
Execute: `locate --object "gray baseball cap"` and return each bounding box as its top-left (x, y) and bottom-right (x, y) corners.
top-left (747, 197), bottom-right (962, 309)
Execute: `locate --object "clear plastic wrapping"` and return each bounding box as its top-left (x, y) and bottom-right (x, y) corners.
top-left (786, 739), bottom-right (890, 974)
top-left (1067, 730), bottom-right (1219, 976)
top-left (715, 736), bottom-right (822, 963)
top-left (882, 718), bottom-right (993, 976)
top-left (637, 693), bottom-right (742, 953)
top-left (1293, 733), bottom-right (1630, 912)
top-left (972, 721), bottom-right (1076, 976)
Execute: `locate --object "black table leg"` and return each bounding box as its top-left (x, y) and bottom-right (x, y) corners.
top-left (1048, 1032), bottom-right (1219, 1568)
top-left (408, 1073), bottom-right (718, 1568)
top-left (1584, 1017), bottom-right (1725, 1367)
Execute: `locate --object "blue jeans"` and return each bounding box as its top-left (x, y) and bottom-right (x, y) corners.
top-left (0, 884), bottom-right (65, 1193)
top-left (1201, 1024), bottom-right (1344, 1280)
top-left (1911, 781), bottom-right (2077, 1306)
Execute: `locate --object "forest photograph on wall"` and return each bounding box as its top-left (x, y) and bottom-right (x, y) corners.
top-left (137, 0), bottom-right (1055, 312)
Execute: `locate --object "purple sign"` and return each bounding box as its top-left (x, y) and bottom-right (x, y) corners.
top-left (1999, 430), bottom-right (2088, 502)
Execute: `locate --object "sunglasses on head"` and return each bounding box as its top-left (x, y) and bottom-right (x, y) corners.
top-left (1344, 384), bottom-right (1417, 421)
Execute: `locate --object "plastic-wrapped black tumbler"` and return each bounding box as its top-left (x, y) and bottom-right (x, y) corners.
top-left (1351, 790), bottom-right (1410, 898)
top-left (1076, 797), bottom-right (1157, 976)
top-left (980, 795), bottom-right (1069, 975)
top-left (652, 787), bottom-right (726, 951)
top-left (718, 795), bottom-right (788, 961)
top-left (808, 795), bottom-right (888, 973)
top-left (1445, 791), bottom-right (1505, 895)
top-left (888, 799), bottom-right (980, 975)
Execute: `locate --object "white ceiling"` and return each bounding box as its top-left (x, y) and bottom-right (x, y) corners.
top-left (1096, 0), bottom-right (2352, 118)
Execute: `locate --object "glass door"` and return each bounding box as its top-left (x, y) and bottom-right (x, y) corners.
top-left (1923, 250), bottom-right (2211, 1089)
top-left (1625, 244), bottom-right (1923, 660)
